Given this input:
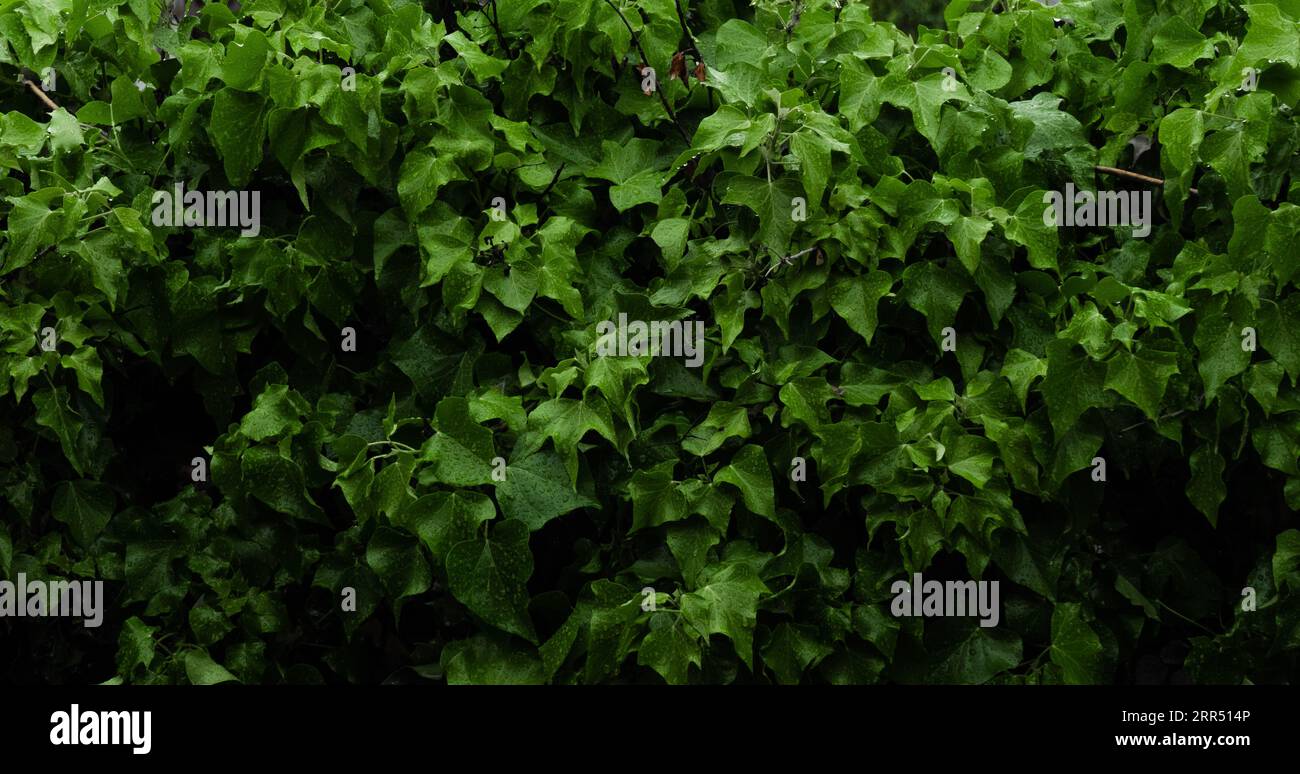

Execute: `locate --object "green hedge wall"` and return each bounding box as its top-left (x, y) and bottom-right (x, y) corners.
top-left (1, 0), bottom-right (1299, 684)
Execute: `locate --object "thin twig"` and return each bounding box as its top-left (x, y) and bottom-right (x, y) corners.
top-left (23, 78), bottom-right (58, 111)
top-left (672, 0), bottom-right (701, 56)
top-left (1117, 408), bottom-right (1187, 434)
top-left (764, 245), bottom-right (818, 277)
top-left (539, 162), bottom-right (567, 199)
top-left (785, 0), bottom-right (803, 39)
top-left (23, 77), bottom-right (112, 140)
top-left (600, 0), bottom-right (691, 143)
top-left (486, 0), bottom-right (513, 58)
top-left (1094, 165), bottom-right (1198, 195)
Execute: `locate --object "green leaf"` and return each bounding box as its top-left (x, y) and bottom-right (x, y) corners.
top-left (1195, 303), bottom-right (1251, 401)
top-left (396, 490), bottom-right (496, 561)
top-left (221, 28), bottom-right (270, 90)
top-left (1188, 444), bottom-right (1227, 526)
top-left (720, 174), bottom-right (802, 252)
top-left (117, 617), bottom-right (157, 674)
top-left (1150, 16), bottom-right (1215, 68)
top-left (494, 451), bottom-right (596, 531)
top-left (446, 520), bottom-right (538, 644)
top-left (761, 623), bottom-right (835, 684)
top-left (1159, 108), bottom-right (1204, 225)
top-left (419, 396), bottom-right (497, 486)
top-left (185, 650), bottom-right (241, 684)
top-left (1041, 340), bottom-right (1108, 437)
top-left (881, 72), bottom-right (971, 146)
top-left (46, 108), bottom-right (83, 155)
top-left (442, 634), bottom-right (545, 684)
top-left (1241, 4), bottom-right (1300, 68)
top-left (681, 562), bottom-right (768, 669)
top-left (239, 383), bottom-right (306, 441)
top-left (241, 447), bottom-right (325, 522)
top-left (1273, 530), bottom-right (1300, 593)
top-left (628, 464), bottom-right (689, 532)
top-left (638, 617), bottom-right (703, 685)
top-left (51, 480), bottom-right (114, 548)
top-left (713, 445), bottom-right (775, 519)
top-left (1050, 603), bottom-right (1105, 684)
top-left (912, 624), bottom-right (1022, 684)
top-left (829, 271), bottom-right (893, 346)
top-left (366, 526), bottom-right (432, 600)
top-left (398, 150), bottom-right (459, 218)
top-left (208, 88), bottom-right (266, 187)
top-left (1258, 296), bottom-right (1300, 383)
top-left (527, 395), bottom-right (618, 484)
top-left (33, 387), bottom-right (86, 475)
top-left (900, 261), bottom-right (970, 344)
top-left (1001, 191), bottom-right (1060, 273)
top-left (1104, 348), bottom-right (1178, 419)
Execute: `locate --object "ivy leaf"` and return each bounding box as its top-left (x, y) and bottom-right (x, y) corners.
top-left (52, 480), bottom-right (114, 548)
top-left (1194, 305), bottom-right (1251, 401)
top-left (1050, 603), bottom-right (1105, 684)
top-left (241, 447), bottom-right (326, 523)
top-left (397, 150), bottom-right (459, 218)
top-left (527, 395), bottom-right (618, 484)
top-left (1000, 349), bottom-right (1047, 412)
top-left (637, 617), bottom-right (703, 685)
top-left (1188, 444), bottom-right (1227, 526)
top-left (1150, 16), bottom-right (1215, 69)
top-left (789, 128), bottom-right (834, 205)
top-left (628, 464), bottom-right (689, 532)
top-left (1041, 340), bottom-right (1108, 437)
top-left (1240, 4), bottom-right (1300, 68)
top-left (208, 88), bottom-right (266, 187)
top-left (1273, 530), bottom-right (1300, 593)
top-left (910, 624), bottom-right (1022, 685)
top-left (720, 174), bottom-right (802, 252)
top-left (829, 271), bottom-right (893, 346)
top-left (714, 445), bottom-right (775, 519)
top-left (1104, 348), bottom-right (1178, 419)
top-left (681, 562), bottom-right (768, 669)
top-left (1159, 108), bottom-right (1204, 226)
top-left (494, 450), bottom-right (597, 531)
top-left (667, 518), bottom-right (721, 588)
top-left (239, 383), bottom-right (307, 441)
top-left (185, 650), bottom-right (241, 685)
top-left (1258, 296), bottom-right (1300, 382)
top-left (366, 526), bottom-right (431, 600)
top-left (396, 490), bottom-right (496, 561)
top-left (446, 520), bottom-right (539, 644)
top-left (117, 617), bottom-right (157, 674)
top-left (442, 634), bottom-right (545, 684)
top-left (419, 396), bottom-right (496, 486)
top-left (221, 28), bottom-right (270, 90)
top-left (33, 386), bottom-right (86, 475)
top-left (881, 72), bottom-right (971, 146)
top-left (761, 623), bottom-right (835, 684)
top-left (900, 261), bottom-right (970, 345)
top-left (1001, 191), bottom-right (1060, 273)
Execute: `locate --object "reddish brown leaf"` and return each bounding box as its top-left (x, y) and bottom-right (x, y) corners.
top-left (669, 51), bottom-right (686, 84)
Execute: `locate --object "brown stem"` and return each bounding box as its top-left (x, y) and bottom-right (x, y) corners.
top-left (764, 245), bottom-right (819, 277)
top-left (1094, 165), bottom-right (1198, 195)
top-left (23, 77), bottom-right (111, 141)
top-left (600, 0), bottom-right (691, 143)
top-left (23, 78), bottom-right (59, 111)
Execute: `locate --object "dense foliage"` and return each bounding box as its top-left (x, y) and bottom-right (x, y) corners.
top-left (2, 0), bottom-right (1299, 685)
